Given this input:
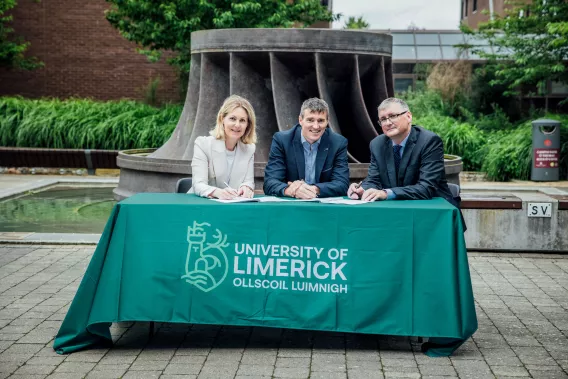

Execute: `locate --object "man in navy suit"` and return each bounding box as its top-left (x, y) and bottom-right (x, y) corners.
top-left (263, 98), bottom-right (349, 199)
top-left (348, 97), bottom-right (457, 209)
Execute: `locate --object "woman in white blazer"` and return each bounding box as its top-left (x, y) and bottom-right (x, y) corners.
top-left (188, 95), bottom-right (257, 199)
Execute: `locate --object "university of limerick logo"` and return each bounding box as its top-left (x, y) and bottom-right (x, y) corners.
top-left (181, 221), bottom-right (229, 292)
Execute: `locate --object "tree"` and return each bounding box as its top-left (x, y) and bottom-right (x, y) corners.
top-left (0, 0), bottom-right (42, 70)
top-left (407, 22), bottom-right (425, 31)
top-left (343, 16), bottom-right (369, 30)
top-left (460, 0), bottom-right (568, 97)
top-left (105, 0), bottom-right (337, 73)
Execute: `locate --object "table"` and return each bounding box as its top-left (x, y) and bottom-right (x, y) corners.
top-left (54, 194), bottom-right (477, 357)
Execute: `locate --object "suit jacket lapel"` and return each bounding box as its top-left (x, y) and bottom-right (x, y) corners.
top-left (314, 129), bottom-right (329, 181)
top-left (384, 138), bottom-right (397, 187)
top-left (397, 126), bottom-right (417, 185)
top-left (211, 139), bottom-right (227, 188)
top-left (293, 126), bottom-right (305, 179)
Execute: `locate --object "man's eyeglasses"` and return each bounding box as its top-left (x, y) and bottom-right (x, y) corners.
top-left (378, 111), bottom-right (408, 126)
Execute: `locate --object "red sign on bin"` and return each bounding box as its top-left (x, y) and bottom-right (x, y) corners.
top-left (534, 148), bottom-right (559, 168)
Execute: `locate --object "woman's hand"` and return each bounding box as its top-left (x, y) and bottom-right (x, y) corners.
top-left (238, 185), bottom-right (254, 198)
top-left (211, 188), bottom-right (237, 200)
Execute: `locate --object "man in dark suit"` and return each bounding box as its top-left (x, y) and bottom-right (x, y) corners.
top-left (348, 97), bottom-right (458, 209)
top-left (264, 98), bottom-right (349, 199)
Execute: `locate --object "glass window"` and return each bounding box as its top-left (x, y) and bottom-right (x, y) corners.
top-left (394, 78), bottom-right (414, 93)
top-left (417, 46), bottom-right (442, 60)
top-left (393, 45), bottom-right (417, 60)
top-left (393, 63), bottom-right (416, 74)
top-left (415, 34), bottom-right (440, 45)
top-left (550, 81), bottom-right (568, 95)
top-left (464, 34), bottom-right (490, 45)
top-left (440, 33), bottom-right (465, 45)
top-left (442, 46), bottom-right (462, 59)
top-left (392, 33), bottom-right (415, 45)
top-left (473, 0), bottom-right (477, 11)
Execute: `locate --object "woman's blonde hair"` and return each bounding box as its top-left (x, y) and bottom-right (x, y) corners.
top-left (210, 95), bottom-right (257, 144)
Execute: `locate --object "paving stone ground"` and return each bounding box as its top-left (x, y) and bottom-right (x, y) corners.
top-left (0, 245), bottom-right (567, 379)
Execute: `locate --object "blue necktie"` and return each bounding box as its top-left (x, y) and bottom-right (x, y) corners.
top-left (393, 145), bottom-right (402, 178)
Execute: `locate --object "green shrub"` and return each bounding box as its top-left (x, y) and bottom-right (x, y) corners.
top-left (466, 65), bottom-right (523, 121)
top-left (481, 127), bottom-right (532, 181)
top-left (482, 115), bottom-right (568, 181)
top-left (402, 89), bottom-right (453, 117)
top-left (462, 104), bottom-right (514, 132)
top-left (0, 97), bottom-right (182, 150)
top-left (0, 97), bottom-right (29, 147)
top-left (414, 114), bottom-right (485, 171)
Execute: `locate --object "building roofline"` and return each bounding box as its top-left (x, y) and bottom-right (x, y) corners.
top-left (369, 29), bottom-right (462, 34)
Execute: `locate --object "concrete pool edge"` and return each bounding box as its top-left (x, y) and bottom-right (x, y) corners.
top-left (0, 232), bottom-right (101, 244)
top-left (0, 177), bottom-right (119, 201)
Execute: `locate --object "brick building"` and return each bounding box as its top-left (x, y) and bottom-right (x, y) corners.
top-left (0, 0), bottom-right (182, 102)
top-left (460, 0), bottom-right (527, 29)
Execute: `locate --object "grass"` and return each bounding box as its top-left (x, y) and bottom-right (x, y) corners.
top-left (0, 97), bottom-right (182, 150)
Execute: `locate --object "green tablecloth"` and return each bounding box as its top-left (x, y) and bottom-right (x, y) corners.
top-left (54, 194), bottom-right (477, 357)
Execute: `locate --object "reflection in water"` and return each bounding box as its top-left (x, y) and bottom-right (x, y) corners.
top-left (0, 186), bottom-right (116, 233)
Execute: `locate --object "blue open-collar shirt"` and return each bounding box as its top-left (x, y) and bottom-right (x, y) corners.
top-left (300, 133), bottom-right (321, 185)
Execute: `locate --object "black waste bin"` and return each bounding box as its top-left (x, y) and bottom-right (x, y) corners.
top-left (531, 119), bottom-right (561, 181)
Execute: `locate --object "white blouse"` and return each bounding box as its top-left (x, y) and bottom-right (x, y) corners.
top-left (226, 148), bottom-right (236, 183)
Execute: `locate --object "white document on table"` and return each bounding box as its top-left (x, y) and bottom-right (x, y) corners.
top-left (210, 196), bottom-right (367, 205)
top-left (210, 197), bottom-right (259, 203)
top-left (317, 197), bottom-right (369, 205)
top-left (210, 196), bottom-right (291, 203)
top-left (256, 196), bottom-right (291, 202)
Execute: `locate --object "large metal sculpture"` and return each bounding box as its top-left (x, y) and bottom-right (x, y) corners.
top-left (115, 28), bottom-right (459, 200)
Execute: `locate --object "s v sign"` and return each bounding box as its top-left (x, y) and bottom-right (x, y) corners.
top-left (527, 203), bottom-right (552, 218)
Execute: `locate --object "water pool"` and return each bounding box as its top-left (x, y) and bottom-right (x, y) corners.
top-left (0, 185), bottom-right (116, 233)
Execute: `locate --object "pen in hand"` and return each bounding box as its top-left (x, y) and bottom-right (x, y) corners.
top-left (350, 181), bottom-right (363, 200)
top-left (223, 181), bottom-right (239, 197)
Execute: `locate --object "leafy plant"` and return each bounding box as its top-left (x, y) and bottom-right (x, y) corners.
top-left (0, 97), bottom-right (182, 150)
top-left (0, 0), bottom-right (42, 69)
top-left (343, 16), bottom-right (369, 30)
top-left (413, 113), bottom-right (485, 171)
top-left (141, 76), bottom-right (161, 107)
top-left (402, 89), bottom-right (454, 118)
top-left (461, 104), bottom-right (513, 132)
top-left (460, 0), bottom-right (568, 99)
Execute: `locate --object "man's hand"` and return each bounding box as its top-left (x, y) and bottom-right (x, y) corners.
top-left (238, 185), bottom-right (254, 198)
top-left (284, 180), bottom-right (303, 197)
top-left (361, 188), bottom-right (387, 202)
top-left (295, 183), bottom-right (319, 199)
top-left (347, 182), bottom-right (364, 199)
